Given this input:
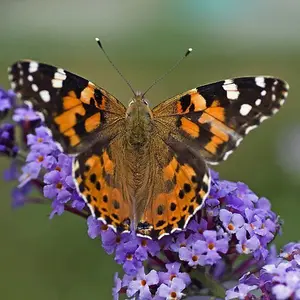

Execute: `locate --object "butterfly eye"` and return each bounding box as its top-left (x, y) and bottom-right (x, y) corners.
top-left (128, 100), bottom-right (134, 106)
top-left (143, 99), bottom-right (149, 105)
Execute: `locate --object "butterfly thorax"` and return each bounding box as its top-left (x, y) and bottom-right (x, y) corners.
top-left (125, 95), bottom-right (153, 149)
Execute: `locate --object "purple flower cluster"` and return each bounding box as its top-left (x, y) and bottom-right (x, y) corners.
top-left (0, 123), bottom-right (18, 157)
top-left (0, 88), bottom-right (15, 119)
top-left (228, 242), bottom-right (300, 299)
top-left (87, 171), bottom-right (281, 299)
top-left (1, 87), bottom-right (299, 299)
top-left (18, 125), bottom-right (86, 216)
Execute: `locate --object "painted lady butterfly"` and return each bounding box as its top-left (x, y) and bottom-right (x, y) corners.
top-left (8, 50), bottom-right (289, 239)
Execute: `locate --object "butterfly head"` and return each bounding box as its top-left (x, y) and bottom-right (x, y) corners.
top-left (126, 92), bottom-right (152, 119)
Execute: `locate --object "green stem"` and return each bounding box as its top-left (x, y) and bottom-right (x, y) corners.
top-left (190, 268), bottom-right (226, 299)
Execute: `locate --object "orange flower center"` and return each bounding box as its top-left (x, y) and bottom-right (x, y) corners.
top-left (170, 274), bottom-right (177, 280)
top-left (228, 223), bottom-right (235, 231)
top-left (101, 224), bottom-right (108, 231)
top-left (192, 255), bottom-right (198, 262)
top-left (37, 155), bottom-right (44, 162)
top-left (37, 137), bottom-right (43, 143)
top-left (141, 240), bottom-right (147, 247)
top-left (140, 280), bottom-right (147, 286)
top-left (208, 243), bottom-right (215, 250)
top-left (56, 182), bottom-right (63, 189)
top-left (126, 254), bottom-right (133, 260)
top-left (55, 166), bottom-right (61, 171)
top-left (170, 291), bottom-right (177, 299)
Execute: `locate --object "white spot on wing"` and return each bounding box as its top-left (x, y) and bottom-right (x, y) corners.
top-left (255, 76), bottom-right (266, 88)
top-left (19, 78), bottom-right (23, 85)
top-left (8, 74), bottom-right (13, 81)
top-left (235, 138), bottom-right (243, 147)
top-left (35, 112), bottom-right (45, 122)
top-left (203, 173), bottom-right (209, 185)
top-left (24, 101), bottom-right (33, 109)
top-left (224, 79), bottom-right (233, 85)
top-left (282, 91), bottom-right (288, 98)
top-left (31, 84), bottom-right (38, 92)
top-left (272, 94), bottom-right (276, 101)
top-left (255, 99), bottom-right (261, 106)
top-left (259, 116), bottom-right (268, 123)
top-left (261, 90), bottom-right (267, 96)
top-left (181, 171), bottom-right (211, 236)
top-left (39, 90), bottom-right (50, 102)
top-left (223, 150), bottom-right (233, 161)
top-left (52, 79), bottom-right (63, 88)
top-left (222, 83), bottom-right (240, 100)
top-left (279, 99), bottom-right (285, 106)
top-left (240, 104), bottom-right (252, 116)
top-left (245, 125), bottom-right (258, 135)
top-left (54, 69), bottom-right (67, 80)
top-left (28, 75), bottom-right (33, 82)
top-left (272, 108), bottom-right (279, 114)
top-left (29, 61), bottom-right (39, 73)
top-left (11, 82), bottom-right (16, 89)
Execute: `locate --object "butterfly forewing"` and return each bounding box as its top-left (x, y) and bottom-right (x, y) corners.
top-left (153, 77), bottom-right (289, 164)
top-left (9, 60), bottom-right (126, 154)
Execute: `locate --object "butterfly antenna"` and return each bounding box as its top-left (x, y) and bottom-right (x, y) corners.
top-left (95, 38), bottom-right (136, 95)
top-left (142, 47), bottom-right (193, 97)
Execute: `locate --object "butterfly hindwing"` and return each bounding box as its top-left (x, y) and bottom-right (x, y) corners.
top-left (136, 131), bottom-right (211, 239)
top-left (73, 137), bottom-right (132, 233)
top-left (153, 77), bottom-right (289, 164)
top-left (9, 60), bottom-right (126, 154)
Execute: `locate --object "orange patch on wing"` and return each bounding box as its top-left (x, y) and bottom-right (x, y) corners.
top-left (64, 128), bottom-right (80, 146)
top-left (163, 157), bottom-right (178, 180)
top-left (198, 112), bottom-right (231, 142)
top-left (63, 91), bottom-right (81, 110)
top-left (205, 106), bottom-right (225, 122)
top-left (180, 117), bottom-right (199, 138)
top-left (99, 96), bottom-right (106, 110)
top-left (210, 123), bottom-right (230, 142)
top-left (199, 189), bottom-right (206, 198)
top-left (102, 151), bottom-right (114, 174)
top-left (77, 153), bottom-right (130, 228)
top-left (190, 92), bottom-right (207, 111)
top-left (54, 105), bottom-right (86, 132)
top-left (180, 164), bottom-right (196, 180)
top-left (80, 86), bottom-right (95, 105)
top-left (85, 113), bottom-right (101, 132)
top-left (205, 135), bottom-right (224, 154)
top-left (176, 101), bottom-right (184, 113)
top-left (211, 100), bottom-right (220, 107)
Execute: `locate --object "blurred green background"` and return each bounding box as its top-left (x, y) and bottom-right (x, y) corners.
top-left (0, 1), bottom-right (299, 299)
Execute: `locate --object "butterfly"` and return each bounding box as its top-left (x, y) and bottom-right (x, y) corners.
top-left (8, 59), bottom-right (289, 239)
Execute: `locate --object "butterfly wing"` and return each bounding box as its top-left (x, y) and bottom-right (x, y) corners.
top-left (153, 77), bottom-right (289, 164)
top-left (9, 60), bottom-right (131, 231)
top-left (136, 77), bottom-right (289, 239)
top-left (73, 136), bottom-right (132, 232)
top-left (9, 60), bottom-right (126, 154)
top-left (136, 132), bottom-right (210, 239)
